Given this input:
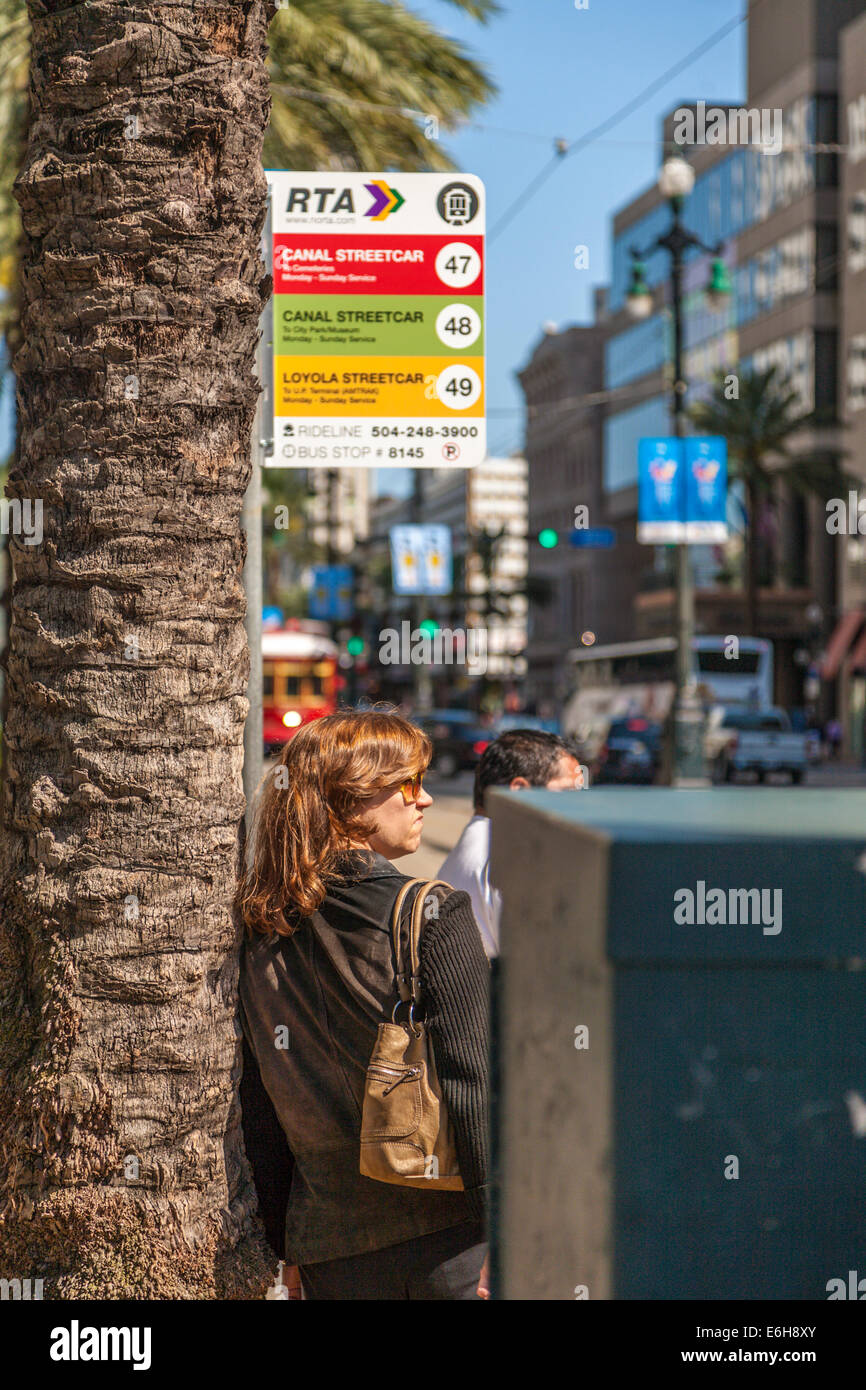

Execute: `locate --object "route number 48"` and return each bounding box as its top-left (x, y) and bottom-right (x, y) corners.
top-left (435, 302), bottom-right (482, 348)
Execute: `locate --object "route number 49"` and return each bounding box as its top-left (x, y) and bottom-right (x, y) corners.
top-left (435, 364), bottom-right (482, 410)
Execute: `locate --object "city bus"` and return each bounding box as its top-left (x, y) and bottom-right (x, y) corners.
top-left (262, 624), bottom-right (340, 755)
top-left (691, 636), bottom-right (773, 708)
top-left (562, 635), bottom-right (774, 755)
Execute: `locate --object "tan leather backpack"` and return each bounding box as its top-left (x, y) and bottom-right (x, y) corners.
top-left (359, 878), bottom-right (464, 1190)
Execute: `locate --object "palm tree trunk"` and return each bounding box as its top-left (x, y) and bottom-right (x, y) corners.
top-left (0, 1), bottom-right (275, 1297)
top-left (745, 477), bottom-right (759, 636)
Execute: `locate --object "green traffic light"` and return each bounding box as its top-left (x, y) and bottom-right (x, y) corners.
top-left (538, 528), bottom-right (559, 549)
top-left (419, 619), bottom-right (439, 637)
top-left (347, 636), bottom-right (365, 656)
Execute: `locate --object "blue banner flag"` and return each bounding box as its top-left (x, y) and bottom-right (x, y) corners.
top-left (684, 437), bottom-right (728, 542)
top-left (637, 437), bottom-right (685, 543)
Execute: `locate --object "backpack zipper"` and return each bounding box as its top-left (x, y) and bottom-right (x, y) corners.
top-left (368, 1063), bottom-right (422, 1095)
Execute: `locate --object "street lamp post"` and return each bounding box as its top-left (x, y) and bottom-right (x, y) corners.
top-left (626, 153), bottom-right (732, 784)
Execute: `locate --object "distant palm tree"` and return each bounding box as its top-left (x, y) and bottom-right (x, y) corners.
top-left (689, 365), bottom-right (851, 635)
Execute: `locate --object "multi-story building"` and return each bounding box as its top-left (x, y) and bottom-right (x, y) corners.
top-left (578, 0), bottom-right (866, 736)
top-left (518, 308), bottom-right (645, 710)
top-left (835, 9), bottom-right (866, 757)
top-left (306, 467), bottom-right (371, 557)
top-left (366, 458), bottom-right (528, 706)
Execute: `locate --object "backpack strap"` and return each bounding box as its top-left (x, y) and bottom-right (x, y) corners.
top-left (390, 878), bottom-right (453, 1005)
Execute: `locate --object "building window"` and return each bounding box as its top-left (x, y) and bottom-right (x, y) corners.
top-left (846, 334), bottom-right (866, 414)
top-left (603, 396), bottom-right (670, 493)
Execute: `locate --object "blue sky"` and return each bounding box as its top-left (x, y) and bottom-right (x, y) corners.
top-left (406, 0), bottom-right (746, 466)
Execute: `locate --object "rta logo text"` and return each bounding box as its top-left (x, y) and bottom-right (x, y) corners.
top-left (827, 1271), bottom-right (866, 1299)
top-left (282, 184), bottom-right (404, 219)
top-left (437, 182), bottom-right (479, 227)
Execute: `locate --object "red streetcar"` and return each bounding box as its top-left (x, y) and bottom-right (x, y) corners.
top-left (262, 624), bottom-right (339, 756)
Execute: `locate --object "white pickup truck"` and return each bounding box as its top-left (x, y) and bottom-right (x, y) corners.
top-left (704, 705), bottom-right (809, 785)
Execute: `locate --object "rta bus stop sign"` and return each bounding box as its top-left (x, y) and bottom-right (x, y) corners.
top-left (266, 171), bottom-right (486, 469)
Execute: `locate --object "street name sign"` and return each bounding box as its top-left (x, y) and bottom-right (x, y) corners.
top-left (390, 524), bottom-right (453, 596)
top-left (267, 171), bottom-right (486, 469)
top-left (309, 564), bottom-right (354, 621)
top-left (569, 527), bottom-right (616, 548)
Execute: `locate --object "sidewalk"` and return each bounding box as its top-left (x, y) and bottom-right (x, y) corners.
top-left (805, 761), bottom-right (866, 787)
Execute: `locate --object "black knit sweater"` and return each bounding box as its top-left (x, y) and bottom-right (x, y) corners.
top-left (418, 889), bottom-right (490, 1212)
top-left (239, 856), bottom-right (490, 1264)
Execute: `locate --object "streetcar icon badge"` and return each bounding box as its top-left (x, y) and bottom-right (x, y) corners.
top-left (437, 182), bottom-right (479, 227)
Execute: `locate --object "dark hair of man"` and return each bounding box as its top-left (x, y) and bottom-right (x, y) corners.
top-left (473, 729), bottom-right (575, 812)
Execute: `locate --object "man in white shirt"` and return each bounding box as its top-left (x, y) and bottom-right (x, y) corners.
top-left (438, 730), bottom-right (584, 957)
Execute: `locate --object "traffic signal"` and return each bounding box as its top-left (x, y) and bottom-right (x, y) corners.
top-left (537, 528), bottom-right (559, 549)
top-left (347, 635), bottom-right (365, 657)
top-left (419, 619), bottom-right (439, 637)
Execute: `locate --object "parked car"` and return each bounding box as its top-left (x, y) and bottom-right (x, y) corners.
top-left (704, 706), bottom-right (809, 784)
top-left (412, 709), bottom-right (492, 778)
top-left (593, 716), bottom-right (661, 785)
top-left (488, 713), bottom-right (562, 737)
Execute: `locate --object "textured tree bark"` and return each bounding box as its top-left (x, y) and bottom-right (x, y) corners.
top-left (0, 1), bottom-right (276, 1297)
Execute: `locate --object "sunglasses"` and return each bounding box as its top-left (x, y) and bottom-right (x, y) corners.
top-left (399, 773), bottom-right (425, 804)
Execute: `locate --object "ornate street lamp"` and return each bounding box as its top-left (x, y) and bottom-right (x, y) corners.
top-left (625, 151), bottom-right (732, 783)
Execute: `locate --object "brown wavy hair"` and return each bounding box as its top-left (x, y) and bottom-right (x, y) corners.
top-left (237, 707), bottom-right (432, 937)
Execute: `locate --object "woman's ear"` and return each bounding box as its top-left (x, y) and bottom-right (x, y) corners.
top-left (509, 776), bottom-right (531, 791)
